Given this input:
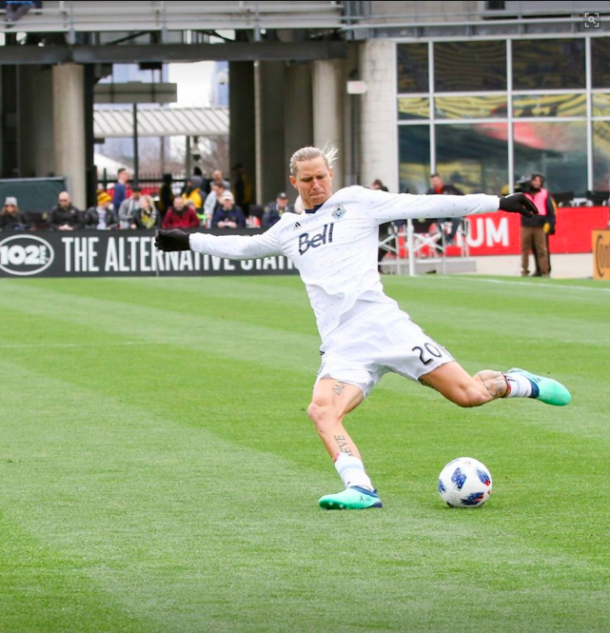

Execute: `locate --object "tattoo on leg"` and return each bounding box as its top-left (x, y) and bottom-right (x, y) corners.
top-left (474, 369), bottom-right (502, 383)
top-left (483, 377), bottom-right (508, 399)
top-left (332, 381), bottom-right (346, 396)
top-left (334, 434), bottom-right (354, 456)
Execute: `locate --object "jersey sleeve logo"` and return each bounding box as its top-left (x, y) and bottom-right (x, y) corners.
top-left (331, 205), bottom-right (347, 220)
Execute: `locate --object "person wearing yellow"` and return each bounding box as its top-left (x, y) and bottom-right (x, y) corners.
top-left (182, 176), bottom-right (205, 224)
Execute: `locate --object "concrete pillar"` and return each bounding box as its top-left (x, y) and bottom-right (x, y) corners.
top-left (358, 40), bottom-right (398, 192)
top-left (229, 62), bottom-right (256, 206)
top-left (18, 66), bottom-right (55, 179)
top-left (258, 60), bottom-right (286, 205)
top-left (284, 63), bottom-right (313, 194)
top-left (83, 64), bottom-right (97, 209)
top-left (312, 59), bottom-right (345, 189)
top-left (53, 63), bottom-right (86, 209)
top-left (1, 65), bottom-right (19, 178)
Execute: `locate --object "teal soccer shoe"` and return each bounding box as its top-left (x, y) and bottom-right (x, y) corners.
top-left (507, 368), bottom-right (572, 406)
top-left (318, 486), bottom-right (383, 510)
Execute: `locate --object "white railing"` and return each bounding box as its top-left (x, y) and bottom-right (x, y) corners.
top-left (379, 220), bottom-right (472, 276)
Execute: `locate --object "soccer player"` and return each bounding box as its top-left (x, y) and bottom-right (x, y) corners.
top-left (155, 146), bottom-right (571, 511)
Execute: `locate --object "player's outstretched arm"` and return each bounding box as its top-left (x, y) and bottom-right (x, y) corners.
top-left (155, 225), bottom-right (283, 260)
top-left (366, 188), bottom-right (538, 224)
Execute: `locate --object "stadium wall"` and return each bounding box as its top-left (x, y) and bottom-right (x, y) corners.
top-left (0, 230), bottom-right (298, 278)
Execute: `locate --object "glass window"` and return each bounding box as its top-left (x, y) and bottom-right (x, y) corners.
top-left (513, 93), bottom-right (586, 118)
top-left (593, 121), bottom-right (610, 191)
top-left (592, 38), bottom-right (610, 89)
top-left (513, 121), bottom-right (587, 197)
top-left (434, 41), bottom-right (506, 92)
top-left (397, 44), bottom-right (429, 94)
top-left (592, 93), bottom-right (610, 118)
top-left (398, 97), bottom-right (430, 121)
top-left (434, 95), bottom-right (507, 120)
top-left (435, 123), bottom-right (508, 194)
top-left (512, 39), bottom-right (585, 90)
top-left (399, 126), bottom-right (431, 194)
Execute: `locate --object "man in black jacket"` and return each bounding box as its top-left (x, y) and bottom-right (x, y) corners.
top-left (48, 191), bottom-right (83, 231)
top-left (262, 192), bottom-right (293, 229)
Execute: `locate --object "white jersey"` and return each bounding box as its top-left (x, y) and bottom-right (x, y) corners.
top-left (190, 186), bottom-right (500, 342)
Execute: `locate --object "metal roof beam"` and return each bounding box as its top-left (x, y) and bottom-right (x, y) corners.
top-left (0, 41), bottom-right (347, 64)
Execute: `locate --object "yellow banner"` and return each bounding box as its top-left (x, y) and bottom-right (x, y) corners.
top-left (593, 230), bottom-right (610, 280)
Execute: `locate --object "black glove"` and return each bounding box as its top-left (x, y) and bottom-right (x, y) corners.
top-left (155, 229), bottom-right (191, 252)
top-left (498, 193), bottom-right (539, 217)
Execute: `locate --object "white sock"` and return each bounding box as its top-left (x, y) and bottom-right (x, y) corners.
top-left (504, 373), bottom-right (532, 398)
top-left (334, 453), bottom-right (374, 491)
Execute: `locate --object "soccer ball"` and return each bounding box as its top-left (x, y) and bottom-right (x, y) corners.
top-left (438, 457), bottom-right (493, 508)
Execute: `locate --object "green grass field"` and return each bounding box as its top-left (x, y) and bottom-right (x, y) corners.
top-left (0, 274), bottom-right (609, 633)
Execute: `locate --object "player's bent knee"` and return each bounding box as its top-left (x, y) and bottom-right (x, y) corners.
top-left (307, 400), bottom-right (328, 423)
top-left (307, 399), bottom-right (338, 430)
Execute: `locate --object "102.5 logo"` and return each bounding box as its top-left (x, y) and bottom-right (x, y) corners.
top-left (0, 234), bottom-right (55, 276)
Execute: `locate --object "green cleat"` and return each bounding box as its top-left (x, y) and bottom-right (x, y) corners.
top-left (507, 368), bottom-right (572, 406)
top-left (318, 486), bottom-right (383, 510)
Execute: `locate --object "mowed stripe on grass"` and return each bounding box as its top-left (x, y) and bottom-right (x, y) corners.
top-left (0, 275), bottom-right (608, 633)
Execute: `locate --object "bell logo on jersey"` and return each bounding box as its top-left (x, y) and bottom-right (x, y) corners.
top-left (298, 223), bottom-right (335, 255)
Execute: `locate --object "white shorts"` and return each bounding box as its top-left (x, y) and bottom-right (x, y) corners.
top-left (315, 302), bottom-right (454, 398)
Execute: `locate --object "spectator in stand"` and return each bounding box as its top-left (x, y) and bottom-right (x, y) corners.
top-left (262, 192), bottom-right (293, 229)
top-left (426, 173), bottom-right (463, 244)
top-left (182, 176), bottom-right (205, 223)
top-left (112, 168), bottom-right (130, 211)
top-left (162, 196), bottom-right (200, 229)
top-left (372, 179), bottom-right (388, 192)
top-left (210, 169), bottom-right (230, 191)
top-left (133, 194), bottom-right (160, 229)
top-left (157, 173), bottom-right (174, 219)
top-left (203, 181), bottom-right (224, 225)
top-left (231, 163), bottom-right (252, 217)
top-left (521, 172), bottom-right (555, 278)
top-left (0, 197), bottom-right (28, 231)
top-left (49, 191), bottom-right (83, 231)
top-left (84, 191), bottom-right (118, 230)
top-left (212, 191), bottom-right (246, 229)
top-left (117, 187), bottom-right (141, 230)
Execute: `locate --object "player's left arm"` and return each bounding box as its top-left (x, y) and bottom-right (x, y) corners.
top-left (365, 189), bottom-right (537, 225)
top-left (155, 218), bottom-right (284, 260)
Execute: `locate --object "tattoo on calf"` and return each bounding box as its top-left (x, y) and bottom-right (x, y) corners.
top-left (334, 434), bottom-right (354, 456)
top-left (332, 381), bottom-right (346, 396)
top-left (484, 377), bottom-right (506, 399)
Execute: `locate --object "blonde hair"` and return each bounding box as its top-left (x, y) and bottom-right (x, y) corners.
top-left (139, 194), bottom-right (155, 211)
top-left (289, 144), bottom-right (338, 176)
